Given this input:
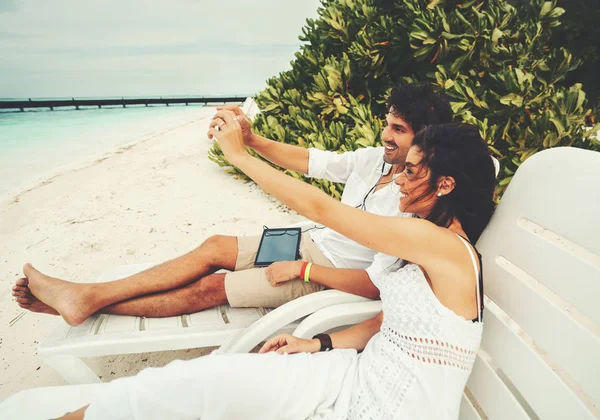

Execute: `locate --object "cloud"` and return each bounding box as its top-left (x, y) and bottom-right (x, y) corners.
top-left (0, 0), bottom-right (321, 97)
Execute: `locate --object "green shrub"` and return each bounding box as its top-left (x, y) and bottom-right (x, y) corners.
top-left (209, 0), bottom-right (600, 198)
top-left (553, 0), bottom-right (600, 123)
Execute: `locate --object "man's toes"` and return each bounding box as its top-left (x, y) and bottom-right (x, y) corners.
top-left (15, 277), bottom-right (29, 287)
top-left (12, 290), bottom-right (28, 298)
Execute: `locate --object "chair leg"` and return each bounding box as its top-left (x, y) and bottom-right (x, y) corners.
top-left (40, 354), bottom-right (102, 384)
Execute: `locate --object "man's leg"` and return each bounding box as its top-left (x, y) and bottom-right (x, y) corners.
top-left (102, 273), bottom-right (227, 317)
top-left (16, 235), bottom-right (238, 326)
top-left (224, 235), bottom-right (331, 309)
top-left (14, 273), bottom-right (227, 319)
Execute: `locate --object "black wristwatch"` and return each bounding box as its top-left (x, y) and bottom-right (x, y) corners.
top-left (312, 333), bottom-right (333, 352)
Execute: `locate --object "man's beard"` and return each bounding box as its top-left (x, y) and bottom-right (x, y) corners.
top-left (383, 152), bottom-right (405, 165)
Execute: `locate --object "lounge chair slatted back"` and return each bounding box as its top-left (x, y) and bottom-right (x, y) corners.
top-left (278, 147), bottom-right (600, 419)
top-left (472, 147), bottom-right (599, 419)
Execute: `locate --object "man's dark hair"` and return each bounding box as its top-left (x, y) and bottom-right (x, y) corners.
top-left (386, 83), bottom-right (453, 132)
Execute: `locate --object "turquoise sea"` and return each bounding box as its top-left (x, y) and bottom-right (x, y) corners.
top-left (0, 103), bottom-right (216, 198)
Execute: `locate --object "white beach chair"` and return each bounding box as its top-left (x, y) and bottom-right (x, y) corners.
top-left (1, 147), bottom-right (599, 419)
top-left (35, 229), bottom-right (372, 384)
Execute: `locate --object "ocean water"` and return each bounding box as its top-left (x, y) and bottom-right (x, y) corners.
top-left (0, 104), bottom-right (217, 198)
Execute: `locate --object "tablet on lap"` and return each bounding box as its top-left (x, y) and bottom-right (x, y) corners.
top-left (254, 227), bottom-right (302, 267)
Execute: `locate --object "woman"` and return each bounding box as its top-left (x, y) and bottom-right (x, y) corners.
top-left (60, 117), bottom-right (496, 420)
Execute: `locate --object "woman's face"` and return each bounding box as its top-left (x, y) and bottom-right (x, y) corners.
top-left (395, 146), bottom-right (437, 217)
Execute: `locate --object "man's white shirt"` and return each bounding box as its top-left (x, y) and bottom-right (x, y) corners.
top-left (306, 146), bottom-right (410, 278)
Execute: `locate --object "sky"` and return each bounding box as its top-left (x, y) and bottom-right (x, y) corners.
top-left (0, 0), bottom-right (322, 98)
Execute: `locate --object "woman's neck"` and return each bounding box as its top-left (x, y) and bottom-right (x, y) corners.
top-left (417, 214), bottom-right (468, 240)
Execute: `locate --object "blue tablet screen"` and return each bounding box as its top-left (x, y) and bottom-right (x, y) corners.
top-left (255, 228), bottom-right (301, 266)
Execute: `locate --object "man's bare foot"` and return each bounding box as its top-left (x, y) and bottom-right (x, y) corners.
top-left (23, 263), bottom-right (96, 326)
top-left (12, 277), bottom-right (59, 315)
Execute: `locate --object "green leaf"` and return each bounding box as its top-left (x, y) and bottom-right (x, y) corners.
top-left (542, 133), bottom-right (559, 148)
top-left (576, 89), bottom-right (586, 110)
top-left (450, 101), bottom-right (468, 113)
top-left (514, 68), bottom-right (525, 87)
top-left (549, 118), bottom-right (565, 136)
top-left (500, 93), bottom-right (524, 107)
top-left (426, 0), bottom-right (441, 9)
top-left (492, 28), bottom-right (503, 43)
top-left (356, 138), bottom-right (372, 147)
top-left (540, 2), bottom-right (553, 17)
top-left (262, 103), bottom-right (279, 112)
top-left (548, 7), bottom-right (565, 18)
top-left (441, 32), bottom-right (464, 40)
top-left (410, 30), bottom-right (430, 41)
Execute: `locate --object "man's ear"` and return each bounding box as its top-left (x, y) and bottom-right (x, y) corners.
top-left (437, 176), bottom-right (456, 196)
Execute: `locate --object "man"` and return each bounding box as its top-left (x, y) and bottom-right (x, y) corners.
top-left (12, 84), bottom-right (452, 326)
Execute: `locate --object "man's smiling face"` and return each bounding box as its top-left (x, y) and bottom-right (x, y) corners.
top-left (381, 109), bottom-right (414, 166)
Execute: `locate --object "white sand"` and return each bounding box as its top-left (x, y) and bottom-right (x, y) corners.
top-left (0, 110), bottom-right (303, 399)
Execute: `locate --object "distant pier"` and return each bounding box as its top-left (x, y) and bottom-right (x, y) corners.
top-left (0, 96), bottom-right (246, 112)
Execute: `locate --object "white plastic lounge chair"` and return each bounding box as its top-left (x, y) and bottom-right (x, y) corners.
top-left (2, 147), bottom-right (598, 420)
top-left (36, 224), bottom-right (372, 384)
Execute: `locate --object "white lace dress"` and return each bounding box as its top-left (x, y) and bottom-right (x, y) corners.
top-left (346, 262), bottom-right (483, 419)
top-left (84, 238), bottom-right (482, 420)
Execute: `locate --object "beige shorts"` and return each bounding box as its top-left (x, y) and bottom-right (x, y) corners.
top-left (225, 233), bottom-right (334, 308)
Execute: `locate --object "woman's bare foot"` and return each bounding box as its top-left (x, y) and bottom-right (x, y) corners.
top-left (12, 278), bottom-right (59, 315)
top-left (22, 263), bottom-right (96, 326)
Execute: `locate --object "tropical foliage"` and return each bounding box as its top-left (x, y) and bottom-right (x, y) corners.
top-left (209, 0), bottom-right (600, 198)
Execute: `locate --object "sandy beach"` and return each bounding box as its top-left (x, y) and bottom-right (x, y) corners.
top-left (0, 110), bottom-right (303, 399)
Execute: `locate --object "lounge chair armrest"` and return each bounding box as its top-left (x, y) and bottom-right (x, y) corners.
top-left (219, 290), bottom-right (372, 354)
top-left (292, 300), bottom-right (382, 339)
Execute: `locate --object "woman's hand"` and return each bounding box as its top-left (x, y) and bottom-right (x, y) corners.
top-left (259, 333), bottom-right (321, 355)
top-left (210, 105), bottom-right (255, 147)
top-left (265, 260), bottom-right (304, 287)
top-left (207, 109), bottom-right (248, 163)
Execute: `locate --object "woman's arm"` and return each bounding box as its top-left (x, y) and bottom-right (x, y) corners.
top-left (211, 110), bottom-right (460, 272)
top-left (223, 147), bottom-right (449, 268)
top-left (308, 265), bottom-right (380, 299)
top-left (329, 311), bottom-right (383, 351)
top-left (259, 311), bottom-right (383, 354)
top-left (266, 261), bottom-right (380, 299)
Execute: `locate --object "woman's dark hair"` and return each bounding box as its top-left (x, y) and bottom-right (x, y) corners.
top-left (386, 83), bottom-right (453, 132)
top-left (410, 123), bottom-right (496, 243)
